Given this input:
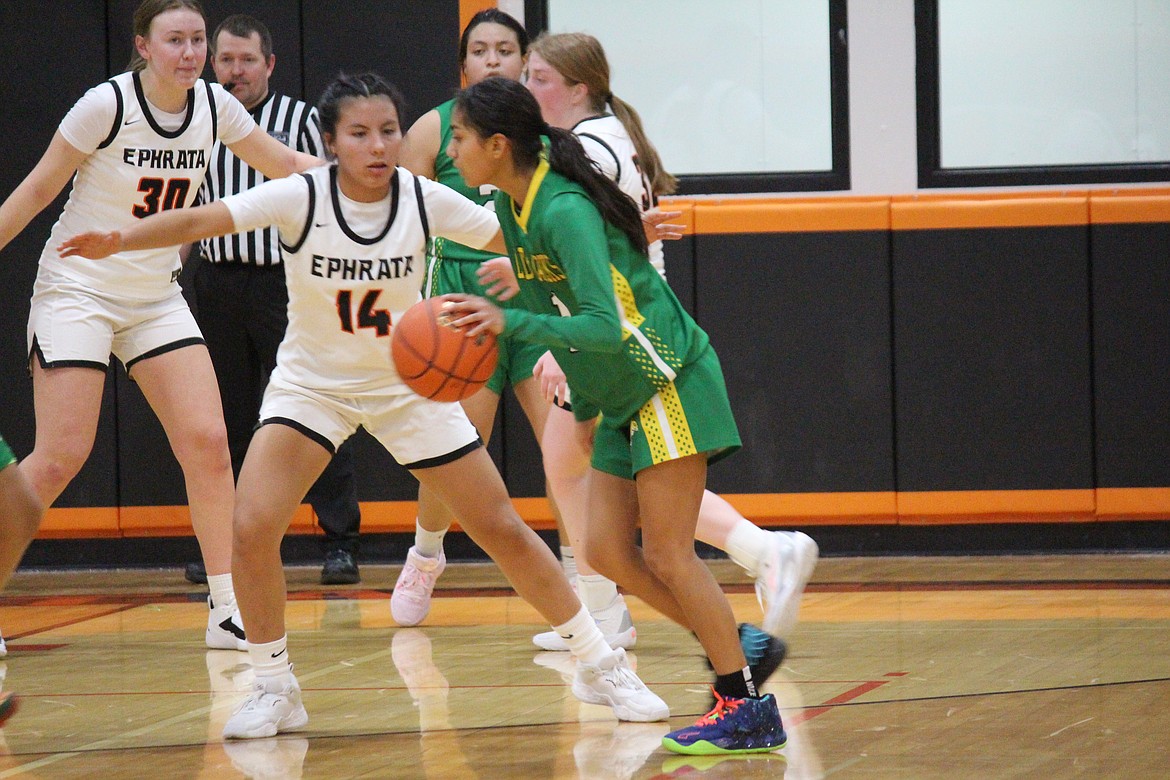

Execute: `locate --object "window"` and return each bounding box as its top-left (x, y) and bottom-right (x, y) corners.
top-left (529, 0), bottom-right (849, 193)
top-left (917, 0), bottom-right (1170, 187)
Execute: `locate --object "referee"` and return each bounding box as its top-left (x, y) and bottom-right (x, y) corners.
top-left (188, 14), bottom-right (362, 585)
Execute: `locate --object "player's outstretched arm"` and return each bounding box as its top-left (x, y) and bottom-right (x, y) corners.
top-left (57, 202), bottom-right (236, 259)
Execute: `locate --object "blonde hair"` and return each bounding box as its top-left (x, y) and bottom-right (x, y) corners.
top-left (530, 32), bottom-right (677, 196)
top-left (126, 0), bottom-right (206, 72)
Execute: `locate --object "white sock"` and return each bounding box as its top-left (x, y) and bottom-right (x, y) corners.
top-left (560, 546), bottom-right (578, 582)
top-left (578, 574), bottom-right (619, 614)
top-left (414, 522), bottom-right (447, 559)
top-left (207, 573), bottom-right (236, 609)
top-left (553, 605), bottom-right (610, 667)
top-left (248, 635), bottom-right (292, 679)
top-left (724, 520), bottom-right (773, 579)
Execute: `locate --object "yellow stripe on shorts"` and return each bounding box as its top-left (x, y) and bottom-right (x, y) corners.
top-left (638, 382), bottom-right (697, 464)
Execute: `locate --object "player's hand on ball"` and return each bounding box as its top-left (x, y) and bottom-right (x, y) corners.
top-left (58, 230), bottom-right (122, 259)
top-left (476, 257), bottom-right (519, 301)
top-left (441, 293), bottom-right (504, 338)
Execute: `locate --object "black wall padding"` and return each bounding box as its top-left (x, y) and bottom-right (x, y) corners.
top-left (1091, 222), bottom-right (1170, 488)
top-left (892, 225), bottom-right (1094, 491)
top-left (696, 231), bottom-right (895, 494)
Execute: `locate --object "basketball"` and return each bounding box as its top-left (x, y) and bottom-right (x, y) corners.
top-left (391, 297), bottom-right (498, 403)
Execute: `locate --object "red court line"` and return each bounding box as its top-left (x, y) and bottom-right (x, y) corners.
top-left (2, 644), bottom-right (67, 652)
top-left (783, 678), bottom-right (898, 726)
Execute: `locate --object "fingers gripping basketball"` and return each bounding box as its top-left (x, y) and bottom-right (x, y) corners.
top-left (391, 298), bottom-right (498, 403)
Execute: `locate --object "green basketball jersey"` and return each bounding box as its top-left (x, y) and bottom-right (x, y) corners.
top-left (496, 159), bottom-right (710, 424)
top-left (431, 99), bottom-right (499, 265)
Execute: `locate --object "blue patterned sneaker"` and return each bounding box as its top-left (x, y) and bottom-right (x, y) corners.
top-left (739, 624), bottom-right (786, 687)
top-left (662, 690), bottom-right (787, 755)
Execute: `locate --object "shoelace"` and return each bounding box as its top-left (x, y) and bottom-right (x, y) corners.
top-left (696, 690), bottom-right (744, 725)
top-left (403, 573), bottom-right (435, 592)
top-left (401, 560), bottom-right (439, 589)
top-left (233, 690), bottom-right (274, 714)
top-left (604, 662), bottom-right (646, 691)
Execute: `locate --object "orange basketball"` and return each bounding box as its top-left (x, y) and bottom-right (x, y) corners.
top-left (391, 297), bottom-right (498, 403)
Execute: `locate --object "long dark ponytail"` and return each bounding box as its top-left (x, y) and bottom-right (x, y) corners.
top-left (454, 77), bottom-right (647, 254)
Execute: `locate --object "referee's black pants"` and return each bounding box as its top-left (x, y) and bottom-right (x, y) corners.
top-left (191, 257), bottom-right (362, 555)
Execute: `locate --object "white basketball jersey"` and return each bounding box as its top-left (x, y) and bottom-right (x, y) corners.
top-left (257, 165), bottom-right (497, 396)
top-left (40, 72), bottom-right (224, 299)
top-left (573, 114), bottom-right (665, 275)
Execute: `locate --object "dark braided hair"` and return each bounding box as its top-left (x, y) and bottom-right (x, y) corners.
top-left (454, 77), bottom-right (647, 255)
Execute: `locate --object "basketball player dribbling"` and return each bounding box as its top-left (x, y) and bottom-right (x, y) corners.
top-left (443, 76), bottom-right (788, 756)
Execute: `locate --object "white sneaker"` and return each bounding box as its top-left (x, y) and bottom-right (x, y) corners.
top-left (0, 633), bottom-right (6, 658)
top-left (207, 596), bottom-right (248, 651)
top-left (223, 673), bottom-right (309, 740)
top-left (533, 593), bottom-right (637, 651)
top-left (390, 547), bottom-right (446, 627)
top-left (572, 648), bottom-right (669, 722)
top-left (757, 531), bottom-right (819, 638)
top-left (223, 737), bottom-right (309, 780)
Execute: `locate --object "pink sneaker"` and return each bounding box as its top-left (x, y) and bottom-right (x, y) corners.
top-left (390, 546), bottom-right (446, 626)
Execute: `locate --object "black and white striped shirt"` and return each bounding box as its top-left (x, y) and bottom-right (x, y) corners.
top-left (198, 91), bottom-right (323, 267)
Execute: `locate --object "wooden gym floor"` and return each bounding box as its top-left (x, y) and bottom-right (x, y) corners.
top-left (0, 553), bottom-right (1168, 778)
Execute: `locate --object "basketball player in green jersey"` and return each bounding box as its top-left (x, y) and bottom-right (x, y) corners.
top-left (443, 77), bottom-right (787, 756)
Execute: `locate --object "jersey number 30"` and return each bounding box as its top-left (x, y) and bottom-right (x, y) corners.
top-left (132, 177), bottom-right (191, 218)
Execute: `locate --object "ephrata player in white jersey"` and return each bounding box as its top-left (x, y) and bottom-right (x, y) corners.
top-left (225, 164), bottom-right (498, 395)
top-left (40, 70), bottom-right (254, 299)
